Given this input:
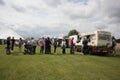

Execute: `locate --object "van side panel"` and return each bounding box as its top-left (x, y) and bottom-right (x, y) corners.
top-left (75, 31), bottom-right (113, 54)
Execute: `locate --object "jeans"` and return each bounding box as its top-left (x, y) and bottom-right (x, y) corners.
top-left (33, 46), bottom-right (36, 54)
top-left (40, 46), bottom-right (44, 54)
top-left (54, 46), bottom-right (57, 53)
top-left (70, 46), bottom-right (74, 54)
top-left (62, 48), bottom-right (66, 54)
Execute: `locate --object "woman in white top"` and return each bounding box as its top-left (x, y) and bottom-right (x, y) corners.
top-left (61, 39), bottom-right (66, 54)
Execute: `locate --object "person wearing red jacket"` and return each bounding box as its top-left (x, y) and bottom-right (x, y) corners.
top-left (70, 38), bottom-right (74, 54)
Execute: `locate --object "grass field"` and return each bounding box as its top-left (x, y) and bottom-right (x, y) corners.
top-left (0, 45), bottom-right (120, 80)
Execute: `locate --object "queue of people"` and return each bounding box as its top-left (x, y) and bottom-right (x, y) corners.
top-left (24, 37), bottom-right (37, 54)
top-left (5, 36), bottom-right (117, 55)
top-left (6, 37), bottom-right (23, 55)
top-left (6, 36), bottom-right (75, 55)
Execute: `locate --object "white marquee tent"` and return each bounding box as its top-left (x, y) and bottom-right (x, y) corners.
top-left (0, 28), bottom-right (24, 40)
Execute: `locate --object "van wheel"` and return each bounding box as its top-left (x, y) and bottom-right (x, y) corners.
top-left (88, 49), bottom-right (93, 55)
top-left (108, 52), bottom-right (113, 56)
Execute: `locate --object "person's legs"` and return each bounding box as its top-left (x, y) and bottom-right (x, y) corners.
top-left (49, 46), bottom-right (51, 54)
top-left (33, 46), bottom-right (36, 54)
top-left (41, 46), bottom-right (43, 54)
top-left (42, 46), bottom-right (44, 54)
top-left (84, 46), bottom-right (87, 55)
top-left (46, 46), bottom-right (49, 54)
top-left (64, 48), bottom-right (66, 54)
top-left (40, 46), bottom-right (43, 54)
top-left (6, 48), bottom-right (10, 55)
top-left (63, 48), bottom-right (66, 54)
top-left (29, 46), bottom-right (33, 54)
top-left (40, 46), bottom-right (42, 53)
top-left (70, 46), bottom-right (74, 54)
top-left (48, 46), bottom-right (50, 54)
top-left (11, 45), bottom-right (13, 51)
top-left (62, 48), bottom-right (64, 54)
top-left (33, 46), bottom-right (35, 54)
top-left (73, 46), bottom-right (75, 54)
top-left (45, 46), bottom-right (47, 54)
top-left (71, 46), bottom-right (74, 54)
top-left (8, 49), bottom-right (10, 54)
top-left (70, 46), bottom-right (72, 54)
top-left (7, 45), bottom-right (11, 55)
top-left (82, 46), bottom-right (85, 54)
top-left (54, 46), bottom-right (56, 54)
top-left (19, 46), bottom-right (22, 52)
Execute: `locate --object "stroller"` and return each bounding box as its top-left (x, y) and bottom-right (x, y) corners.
top-left (24, 42), bottom-right (33, 55)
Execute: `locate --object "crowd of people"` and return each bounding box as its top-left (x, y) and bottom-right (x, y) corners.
top-left (24, 37), bottom-right (37, 54)
top-left (38, 37), bottom-right (75, 55)
top-left (5, 36), bottom-right (117, 55)
top-left (6, 37), bottom-right (23, 55)
top-left (6, 36), bottom-right (76, 55)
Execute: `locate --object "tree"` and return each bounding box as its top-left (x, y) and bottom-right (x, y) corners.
top-left (68, 29), bottom-right (79, 36)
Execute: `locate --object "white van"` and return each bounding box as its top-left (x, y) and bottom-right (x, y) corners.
top-left (75, 31), bottom-right (113, 54)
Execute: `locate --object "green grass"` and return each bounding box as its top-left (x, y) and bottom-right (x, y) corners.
top-left (0, 45), bottom-right (120, 80)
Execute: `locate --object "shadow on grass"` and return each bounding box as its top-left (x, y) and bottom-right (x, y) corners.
top-left (90, 52), bottom-right (120, 59)
top-left (5, 51), bottom-right (120, 59)
top-left (10, 51), bottom-right (24, 56)
top-left (107, 54), bottom-right (120, 59)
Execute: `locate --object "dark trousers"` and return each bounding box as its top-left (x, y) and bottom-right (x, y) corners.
top-left (33, 46), bottom-right (36, 54)
top-left (54, 46), bottom-right (57, 53)
top-left (45, 46), bottom-right (47, 54)
top-left (11, 45), bottom-right (14, 51)
top-left (82, 46), bottom-right (87, 54)
top-left (70, 46), bottom-right (74, 54)
top-left (49, 46), bottom-right (51, 54)
top-left (45, 46), bottom-right (51, 54)
top-left (6, 46), bottom-right (11, 55)
top-left (40, 46), bottom-right (44, 54)
top-left (62, 48), bottom-right (66, 54)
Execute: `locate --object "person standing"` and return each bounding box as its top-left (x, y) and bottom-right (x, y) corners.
top-left (53, 38), bottom-right (57, 54)
top-left (46, 37), bottom-right (52, 54)
top-left (82, 37), bottom-right (88, 55)
top-left (31, 37), bottom-right (37, 54)
top-left (61, 39), bottom-right (66, 54)
top-left (45, 38), bottom-right (47, 54)
top-left (39, 37), bottom-right (45, 54)
top-left (111, 36), bottom-right (117, 56)
top-left (18, 38), bottom-right (23, 52)
top-left (11, 37), bottom-right (15, 52)
top-left (6, 37), bottom-right (11, 55)
top-left (70, 38), bottom-right (75, 54)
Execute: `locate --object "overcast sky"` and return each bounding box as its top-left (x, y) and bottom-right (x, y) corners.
top-left (0, 0), bottom-right (120, 39)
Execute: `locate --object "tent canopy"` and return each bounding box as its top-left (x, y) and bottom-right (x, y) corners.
top-left (0, 28), bottom-right (24, 40)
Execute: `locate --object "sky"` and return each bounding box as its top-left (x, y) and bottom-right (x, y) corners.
top-left (0, 0), bottom-right (120, 39)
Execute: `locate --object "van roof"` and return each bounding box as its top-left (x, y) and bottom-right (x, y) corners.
top-left (80, 30), bottom-right (111, 36)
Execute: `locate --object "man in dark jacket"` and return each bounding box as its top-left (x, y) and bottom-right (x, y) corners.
top-left (6, 37), bottom-right (11, 55)
top-left (82, 37), bottom-right (88, 55)
top-left (11, 37), bottom-right (15, 52)
top-left (111, 36), bottom-right (117, 56)
top-left (45, 37), bottom-right (52, 54)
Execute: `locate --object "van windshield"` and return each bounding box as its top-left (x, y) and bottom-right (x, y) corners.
top-left (98, 34), bottom-right (111, 41)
